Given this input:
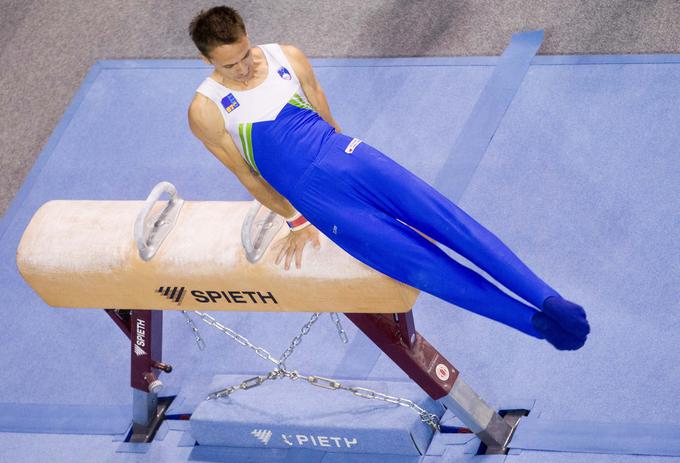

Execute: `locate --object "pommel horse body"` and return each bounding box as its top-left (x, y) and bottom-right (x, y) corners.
top-left (16, 182), bottom-right (524, 453)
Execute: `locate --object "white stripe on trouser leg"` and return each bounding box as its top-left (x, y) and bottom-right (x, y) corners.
top-left (344, 138), bottom-right (362, 154)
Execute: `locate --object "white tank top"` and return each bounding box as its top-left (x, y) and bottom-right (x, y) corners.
top-left (195, 43), bottom-right (314, 167)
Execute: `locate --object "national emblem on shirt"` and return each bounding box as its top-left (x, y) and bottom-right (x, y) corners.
top-left (277, 67), bottom-right (292, 80)
top-left (221, 93), bottom-right (240, 113)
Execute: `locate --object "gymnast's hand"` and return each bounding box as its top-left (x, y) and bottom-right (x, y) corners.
top-left (273, 225), bottom-right (321, 270)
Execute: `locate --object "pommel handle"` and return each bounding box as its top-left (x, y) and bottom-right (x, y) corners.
top-left (134, 181), bottom-right (184, 261)
top-left (241, 200), bottom-right (284, 263)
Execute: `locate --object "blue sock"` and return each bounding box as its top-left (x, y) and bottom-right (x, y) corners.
top-left (542, 296), bottom-right (591, 338)
top-left (531, 312), bottom-right (588, 351)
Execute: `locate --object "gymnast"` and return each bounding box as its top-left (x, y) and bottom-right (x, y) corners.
top-left (186, 6), bottom-right (590, 351)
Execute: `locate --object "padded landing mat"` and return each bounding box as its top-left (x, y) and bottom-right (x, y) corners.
top-left (190, 375), bottom-right (444, 456)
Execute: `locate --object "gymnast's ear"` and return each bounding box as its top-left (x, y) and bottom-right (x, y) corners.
top-left (199, 53), bottom-right (212, 66)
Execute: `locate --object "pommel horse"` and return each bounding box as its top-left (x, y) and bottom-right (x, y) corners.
top-left (16, 182), bottom-right (525, 453)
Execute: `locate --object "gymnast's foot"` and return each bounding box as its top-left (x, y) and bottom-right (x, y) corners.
top-left (542, 296), bottom-right (590, 338)
top-left (531, 296), bottom-right (590, 350)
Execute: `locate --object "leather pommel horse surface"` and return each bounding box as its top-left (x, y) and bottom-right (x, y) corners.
top-left (16, 200), bottom-right (418, 313)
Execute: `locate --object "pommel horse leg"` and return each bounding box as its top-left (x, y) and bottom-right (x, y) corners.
top-left (106, 309), bottom-right (172, 443)
top-left (345, 310), bottom-right (523, 454)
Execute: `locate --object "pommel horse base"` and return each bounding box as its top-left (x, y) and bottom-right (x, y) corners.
top-left (16, 182), bottom-right (525, 453)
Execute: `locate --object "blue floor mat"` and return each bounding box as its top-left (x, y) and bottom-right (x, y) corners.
top-left (1, 47), bottom-right (679, 461)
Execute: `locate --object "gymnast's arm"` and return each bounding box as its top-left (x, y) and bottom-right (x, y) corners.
top-left (188, 94), bottom-right (296, 218)
top-left (188, 94), bottom-right (320, 270)
top-left (281, 45), bottom-right (342, 133)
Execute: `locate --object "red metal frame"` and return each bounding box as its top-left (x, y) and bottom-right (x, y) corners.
top-left (106, 308), bottom-right (460, 401)
top-left (106, 309), bottom-right (163, 392)
top-left (345, 311), bottom-right (459, 400)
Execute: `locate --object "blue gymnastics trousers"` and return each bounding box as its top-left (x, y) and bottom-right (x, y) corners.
top-left (274, 132), bottom-right (560, 338)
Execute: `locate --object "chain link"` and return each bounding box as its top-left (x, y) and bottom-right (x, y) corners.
top-left (193, 311), bottom-right (281, 366)
top-left (206, 367), bottom-right (440, 431)
top-left (312, 376), bottom-right (440, 430)
top-left (330, 312), bottom-right (349, 344)
top-left (278, 312), bottom-right (320, 368)
top-left (190, 311), bottom-right (440, 431)
top-left (181, 311), bottom-right (206, 350)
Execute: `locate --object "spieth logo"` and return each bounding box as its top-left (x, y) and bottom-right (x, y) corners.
top-left (251, 429), bottom-right (272, 445)
top-left (134, 344), bottom-right (147, 357)
top-left (250, 429), bottom-right (359, 449)
top-left (156, 286), bottom-right (278, 307)
top-left (281, 433), bottom-right (358, 449)
top-left (157, 286), bottom-right (186, 305)
top-left (135, 319), bottom-right (147, 356)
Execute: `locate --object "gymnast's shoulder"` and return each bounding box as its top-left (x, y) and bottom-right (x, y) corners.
top-left (187, 93), bottom-right (224, 144)
top-left (278, 44), bottom-right (311, 72)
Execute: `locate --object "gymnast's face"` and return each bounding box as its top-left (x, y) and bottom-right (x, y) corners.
top-left (204, 34), bottom-right (255, 85)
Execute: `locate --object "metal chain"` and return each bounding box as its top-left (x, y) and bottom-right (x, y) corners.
top-left (278, 312), bottom-right (321, 369)
top-left (189, 311), bottom-right (340, 368)
top-left (189, 311), bottom-right (440, 431)
top-left (180, 310), bottom-right (206, 350)
top-left (206, 368), bottom-right (440, 431)
top-left (193, 311), bottom-right (281, 367)
top-left (206, 369), bottom-right (285, 400)
top-left (330, 312), bottom-right (349, 344)
top-left (301, 374), bottom-right (440, 431)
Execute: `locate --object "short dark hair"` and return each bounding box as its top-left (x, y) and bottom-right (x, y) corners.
top-left (189, 6), bottom-right (247, 58)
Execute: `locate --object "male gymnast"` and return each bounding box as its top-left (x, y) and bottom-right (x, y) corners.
top-left (187, 6), bottom-right (590, 350)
